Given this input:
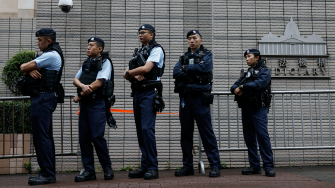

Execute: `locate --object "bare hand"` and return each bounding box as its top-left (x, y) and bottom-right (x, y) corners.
top-left (29, 70), bottom-right (41, 79)
top-left (135, 75), bottom-right (145, 81)
top-left (81, 85), bottom-right (93, 94)
top-left (234, 87), bottom-right (243, 96)
top-left (73, 95), bottom-right (81, 103)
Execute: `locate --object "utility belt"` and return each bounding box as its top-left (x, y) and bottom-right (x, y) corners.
top-left (235, 92), bottom-right (271, 111)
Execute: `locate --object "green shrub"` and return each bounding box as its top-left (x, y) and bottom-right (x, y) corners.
top-left (0, 100), bottom-right (31, 133)
top-left (1, 50), bottom-right (35, 95)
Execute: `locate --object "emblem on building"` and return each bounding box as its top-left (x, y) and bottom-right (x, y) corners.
top-left (258, 18), bottom-right (328, 78)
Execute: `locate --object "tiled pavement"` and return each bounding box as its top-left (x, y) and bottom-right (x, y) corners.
top-left (0, 166), bottom-right (334, 188)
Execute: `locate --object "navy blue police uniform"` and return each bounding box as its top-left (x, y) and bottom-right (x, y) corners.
top-left (173, 30), bottom-right (221, 177)
top-left (230, 49), bottom-right (275, 177)
top-left (127, 24), bottom-right (165, 180)
top-left (74, 37), bottom-right (114, 182)
top-left (26, 28), bottom-right (64, 185)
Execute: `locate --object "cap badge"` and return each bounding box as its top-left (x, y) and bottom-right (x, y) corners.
top-left (193, 30), bottom-right (196, 33)
top-left (142, 26), bottom-right (145, 29)
top-left (247, 50), bottom-right (250, 54)
top-left (91, 37), bottom-right (94, 40)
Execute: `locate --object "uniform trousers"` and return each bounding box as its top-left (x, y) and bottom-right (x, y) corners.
top-left (133, 89), bottom-right (158, 170)
top-left (179, 94), bottom-right (221, 168)
top-left (241, 105), bottom-right (274, 170)
top-left (31, 92), bottom-right (57, 177)
top-left (79, 98), bottom-right (111, 173)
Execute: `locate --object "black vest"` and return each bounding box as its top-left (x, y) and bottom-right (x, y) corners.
top-left (180, 45), bottom-right (213, 85)
top-left (24, 42), bottom-right (64, 92)
top-left (128, 39), bottom-right (165, 82)
top-left (77, 56), bottom-right (108, 98)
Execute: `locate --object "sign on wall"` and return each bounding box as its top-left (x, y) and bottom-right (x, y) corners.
top-left (258, 18), bottom-right (329, 78)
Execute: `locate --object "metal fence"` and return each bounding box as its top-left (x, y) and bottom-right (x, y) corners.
top-left (197, 90), bottom-right (335, 174)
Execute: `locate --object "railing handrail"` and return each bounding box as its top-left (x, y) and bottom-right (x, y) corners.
top-left (0, 94), bottom-right (76, 100)
top-left (211, 90), bottom-right (335, 95)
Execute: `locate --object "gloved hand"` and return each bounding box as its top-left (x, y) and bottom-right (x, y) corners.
top-left (154, 94), bottom-right (165, 112)
top-left (107, 111), bottom-right (117, 129)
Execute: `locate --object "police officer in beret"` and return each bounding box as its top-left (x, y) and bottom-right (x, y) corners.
top-left (73, 37), bottom-right (114, 182)
top-left (173, 30), bottom-right (221, 177)
top-left (231, 49), bottom-right (275, 177)
top-left (123, 24), bottom-right (165, 180)
top-left (20, 28), bottom-right (64, 185)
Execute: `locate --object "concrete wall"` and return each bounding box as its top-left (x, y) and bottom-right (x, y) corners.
top-left (0, 0), bottom-right (334, 173)
top-left (0, 0), bottom-right (36, 18)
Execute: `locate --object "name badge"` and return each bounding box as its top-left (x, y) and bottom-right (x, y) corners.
top-left (189, 59), bottom-right (194, 65)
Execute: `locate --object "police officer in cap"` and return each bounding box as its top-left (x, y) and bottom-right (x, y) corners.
top-left (73, 37), bottom-right (114, 182)
top-left (230, 49), bottom-right (275, 177)
top-left (123, 24), bottom-right (165, 180)
top-left (20, 28), bottom-right (63, 185)
top-left (173, 30), bottom-right (221, 177)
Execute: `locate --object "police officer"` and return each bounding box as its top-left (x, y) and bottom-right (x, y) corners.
top-left (20, 28), bottom-right (63, 185)
top-left (73, 37), bottom-right (114, 182)
top-left (173, 30), bottom-right (221, 177)
top-left (123, 24), bottom-right (165, 180)
top-left (230, 49), bottom-right (275, 177)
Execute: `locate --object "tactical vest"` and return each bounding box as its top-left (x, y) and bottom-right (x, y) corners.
top-left (128, 39), bottom-right (165, 82)
top-left (237, 60), bottom-right (272, 108)
top-left (22, 42), bottom-right (64, 93)
top-left (77, 56), bottom-right (107, 98)
top-left (180, 45), bottom-right (213, 85)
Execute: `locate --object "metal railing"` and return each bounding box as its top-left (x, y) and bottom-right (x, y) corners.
top-left (0, 94), bottom-right (78, 159)
top-left (198, 90), bottom-right (335, 174)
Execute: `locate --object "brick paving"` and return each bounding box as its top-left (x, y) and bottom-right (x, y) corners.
top-left (0, 166), bottom-right (334, 188)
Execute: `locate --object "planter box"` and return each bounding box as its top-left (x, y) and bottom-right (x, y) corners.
top-left (0, 133), bottom-right (31, 174)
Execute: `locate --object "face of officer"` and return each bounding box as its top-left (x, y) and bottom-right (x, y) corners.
top-left (37, 36), bottom-right (52, 51)
top-left (87, 42), bottom-right (102, 59)
top-left (188, 34), bottom-right (202, 53)
top-left (245, 53), bottom-right (259, 67)
top-left (138, 29), bottom-right (154, 45)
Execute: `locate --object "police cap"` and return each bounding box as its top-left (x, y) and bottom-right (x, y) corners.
top-left (35, 28), bottom-right (56, 37)
top-left (88, 37), bottom-right (105, 49)
top-left (244, 49), bottom-right (261, 59)
top-left (138, 24), bottom-right (155, 32)
top-left (187, 30), bottom-right (202, 39)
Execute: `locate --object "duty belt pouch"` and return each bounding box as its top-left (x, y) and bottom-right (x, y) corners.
top-left (248, 96), bottom-right (259, 111)
top-left (102, 80), bottom-right (114, 97)
top-left (56, 83), bottom-right (65, 103)
top-left (201, 92), bottom-right (214, 105)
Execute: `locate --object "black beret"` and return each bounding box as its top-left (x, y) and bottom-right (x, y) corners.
top-left (35, 28), bottom-right (56, 37)
top-left (187, 30), bottom-right (202, 39)
top-left (88, 37), bottom-right (105, 49)
top-left (244, 49), bottom-right (261, 57)
top-left (138, 24), bottom-right (155, 32)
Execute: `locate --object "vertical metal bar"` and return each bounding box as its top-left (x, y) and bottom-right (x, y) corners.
top-left (328, 93), bottom-right (332, 146)
top-left (198, 134), bottom-right (202, 161)
top-left (291, 94), bottom-right (295, 147)
top-left (218, 95), bottom-right (221, 148)
top-left (70, 97), bottom-right (73, 153)
top-left (12, 100), bottom-right (14, 156)
top-left (22, 100), bottom-right (24, 155)
top-left (2, 100), bottom-right (5, 157)
top-left (300, 94), bottom-right (305, 146)
top-left (273, 94), bottom-right (277, 147)
top-left (237, 103), bottom-right (239, 148)
top-left (318, 93), bottom-right (323, 145)
top-left (61, 103), bottom-right (63, 154)
top-left (282, 94), bottom-right (286, 147)
top-left (309, 94), bottom-right (314, 146)
top-left (227, 95), bottom-right (230, 148)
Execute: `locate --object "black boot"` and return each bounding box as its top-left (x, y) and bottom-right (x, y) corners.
top-left (28, 175), bottom-right (56, 186)
top-left (175, 167), bottom-right (194, 177)
top-left (144, 170), bottom-right (159, 180)
top-left (209, 166), bottom-right (220, 177)
top-left (242, 167), bottom-right (261, 175)
top-left (104, 167), bottom-right (114, 180)
top-left (128, 168), bottom-right (147, 178)
top-left (265, 168), bottom-right (276, 177)
top-left (75, 170), bottom-right (96, 182)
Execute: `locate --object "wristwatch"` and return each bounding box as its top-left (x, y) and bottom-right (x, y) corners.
top-left (78, 92), bottom-right (82, 97)
top-left (238, 85), bottom-right (243, 90)
top-left (126, 71), bottom-right (129, 76)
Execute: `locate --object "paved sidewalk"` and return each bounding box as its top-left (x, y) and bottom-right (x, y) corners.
top-left (0, 166), bottom-right (334, 188)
